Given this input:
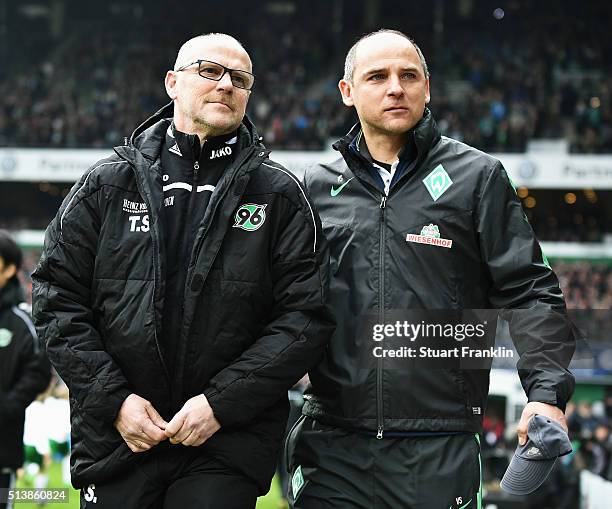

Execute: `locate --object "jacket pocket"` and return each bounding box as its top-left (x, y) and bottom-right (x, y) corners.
top-left (388, 368), bottom-right (469, 419)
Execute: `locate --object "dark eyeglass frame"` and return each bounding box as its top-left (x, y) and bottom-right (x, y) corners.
top-left (175, 59), bottom-right (255, 90)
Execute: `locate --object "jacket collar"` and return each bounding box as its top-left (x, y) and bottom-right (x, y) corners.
top-left (125, 101), bottom-right (261, 163)
top-left (333, 107), bottom-right (441, 168)
top-left (167, 123), bottom-right (238, 163)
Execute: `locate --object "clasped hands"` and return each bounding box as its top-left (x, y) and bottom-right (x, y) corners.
top-left (114, 393), bottom-right (221, 453)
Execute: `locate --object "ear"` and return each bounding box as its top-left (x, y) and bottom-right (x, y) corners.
top-left (338, 79), bottom-right (354, 107)
top-left (3, 263), bottom-right (16, 280)
top-left (165, 70), bottom-right (178, 100)
top-left (425, 78), bottom-right (431, 105)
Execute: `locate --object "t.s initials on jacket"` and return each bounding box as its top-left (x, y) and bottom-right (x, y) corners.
top-left (302, 108), bottom-right (575, 437)
top-left (32, 102), bottom-right (334, 492)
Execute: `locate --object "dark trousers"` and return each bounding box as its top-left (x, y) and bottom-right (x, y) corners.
top-left (80, 446), bottom-right (258, 509)
top-left (0, 470), bottom-right (16, 509)
top-left (285, 416), bottom-right (483, 509)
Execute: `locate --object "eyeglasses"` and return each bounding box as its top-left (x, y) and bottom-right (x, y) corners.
top-left (175, 59), bottom-right (255, 90)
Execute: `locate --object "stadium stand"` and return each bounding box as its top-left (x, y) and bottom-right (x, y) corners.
top-left (1, 1), bottom-right (611, 507)
top-left (0, 0), bottom-right (610, 152)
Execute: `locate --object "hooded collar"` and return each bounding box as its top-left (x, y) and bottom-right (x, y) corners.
top-left (0, 278), bottom-right (25, 311)
top-left (126, 101), bottom-right (261, 162)
top-left (166, 122), bottom-right (238, 163)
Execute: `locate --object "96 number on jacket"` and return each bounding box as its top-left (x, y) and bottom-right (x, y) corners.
top-left (233, 203), bottom-right (267, 231)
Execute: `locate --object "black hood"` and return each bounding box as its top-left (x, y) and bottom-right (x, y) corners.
top-left (128, 101), bottom-right (262, 161)
top-left (0, 278), bottom-right (25, 310)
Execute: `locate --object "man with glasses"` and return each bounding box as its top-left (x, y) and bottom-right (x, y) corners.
top-left (33, 33), bottom-right (334, 508)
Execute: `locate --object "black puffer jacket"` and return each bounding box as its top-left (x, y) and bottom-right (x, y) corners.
top-left (301, 110), bottom-right (575, 437)
top-left (32, 103), bottom-right (334, 491)
top-left (0, 279), bottom-right (51, 469)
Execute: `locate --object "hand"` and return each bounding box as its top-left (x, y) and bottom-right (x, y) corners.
top-left (114, 393), bottom-right (168, 453)
top-left (517, 401), bottom-right (568, 446)
top-left (164, 394), bottom-right (221, 447)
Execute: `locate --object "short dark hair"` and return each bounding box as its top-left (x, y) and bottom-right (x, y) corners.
top-left (0, 230), bottom-right (23, 275)
top-left (343, 29), bottom-right (429, 83)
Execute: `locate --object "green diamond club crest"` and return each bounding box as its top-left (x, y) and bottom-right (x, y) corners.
top-left (423, 164), bottom-right (452, 201)
top-left (233, 203), bottom-right (267, 231)
top-left (292, 465), bottom-right (305, 499)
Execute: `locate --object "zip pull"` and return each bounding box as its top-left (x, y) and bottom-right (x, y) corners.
top-left (380, 195), bottom-right (387, 209)
top-left (376, 427), bottom-right (384, 439)
top-left (193, 161), bottom-right (200, 187)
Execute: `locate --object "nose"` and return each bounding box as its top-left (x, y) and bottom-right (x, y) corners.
top-left (386, 74), bottom-right (404, 96)
top-left (216, 71), bottom-right (234, 92)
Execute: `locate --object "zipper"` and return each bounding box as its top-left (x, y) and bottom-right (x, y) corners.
top-left (184, 145), bottom-right (257, 298)
top-left (180, 159), bottom-right (201, 317)
top-left (174, 145), bottom-right (258, 404)
top-left (188, 159), bottom-right (200, 235)
top-left (377, 194), bottom-right (387, 439)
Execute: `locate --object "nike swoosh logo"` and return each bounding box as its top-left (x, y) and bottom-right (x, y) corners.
top-left (450, 499), bottom-right (472, 509)
top-left (330, 177), bottom-right (355, 197)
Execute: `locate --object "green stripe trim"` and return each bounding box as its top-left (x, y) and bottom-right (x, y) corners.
top-left (475, 433), bottom-right (483, 509)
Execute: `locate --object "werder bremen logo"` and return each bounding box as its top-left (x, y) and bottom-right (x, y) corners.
top-left (233, 203), bottom-right (267, 231)
top-left (420, 224), bottom-right (440, 238)
top-left (292, 465), bottom-right (305, 500)
top-left (423, 164), bottom-right (453, 201)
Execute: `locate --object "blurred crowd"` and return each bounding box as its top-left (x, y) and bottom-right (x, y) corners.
top-left (566, 399), bottom-right (612, 481)
top-left (0, 1), bottom-right (610, 152)
top-left (556, 262), bottom-right (612, 310)
top-left (531, 212), bottom-right (605, 243)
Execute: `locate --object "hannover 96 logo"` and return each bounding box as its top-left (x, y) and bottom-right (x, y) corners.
top-left (233, 203), bottom-right (267, 231)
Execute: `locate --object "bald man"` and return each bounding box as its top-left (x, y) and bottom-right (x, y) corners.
top-left (286, 29), bottom-right (575, 508)
top-left (33, 33), bottom-right (334, 508)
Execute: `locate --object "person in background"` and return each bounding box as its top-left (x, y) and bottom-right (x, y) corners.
top-left (0, 230), bottom-right (51, 509)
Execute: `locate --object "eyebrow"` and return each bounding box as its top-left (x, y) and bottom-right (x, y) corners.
top-left (362, 65), bottom-right (421, 77)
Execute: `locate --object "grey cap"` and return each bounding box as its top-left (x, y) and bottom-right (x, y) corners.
top-left (501, 414), bottom-right (572, 495)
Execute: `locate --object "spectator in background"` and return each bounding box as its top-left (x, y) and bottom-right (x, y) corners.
top-left (0, 230), bottom-right (51, 509)
top-left (588, 423), bottom-right (611, 478)
top-left (577, 401), bottom-right (600, 438)
top-left (1, 2), bottom-right (611, 153)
